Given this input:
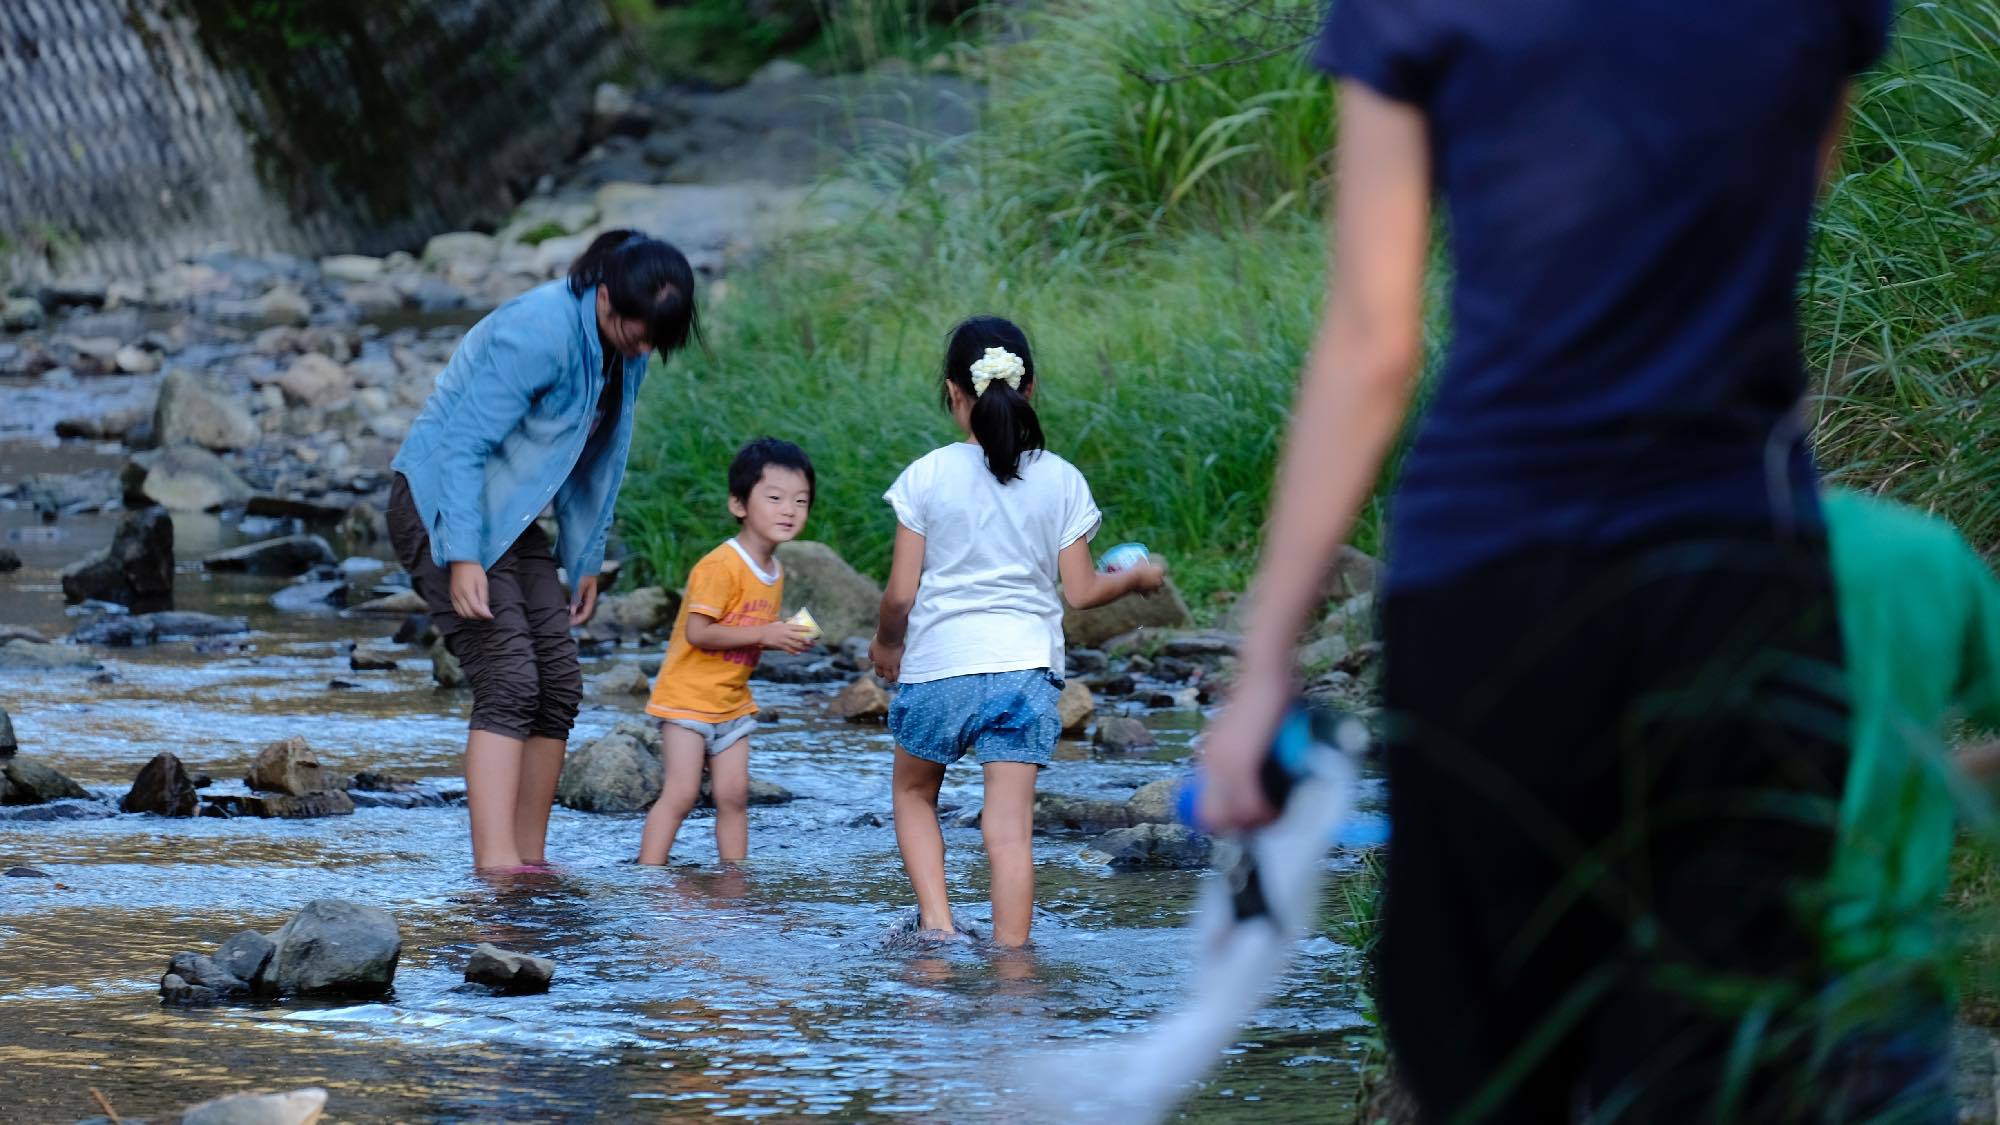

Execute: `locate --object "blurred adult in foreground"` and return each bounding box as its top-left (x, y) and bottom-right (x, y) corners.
top-left (390, 230), bottom-right (699, 871)
top-left (1199, 1), bottom-right (1890, 1119)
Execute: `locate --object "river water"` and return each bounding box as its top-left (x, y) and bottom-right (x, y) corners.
top-left (0, 446), bottom-right (1376, 1122)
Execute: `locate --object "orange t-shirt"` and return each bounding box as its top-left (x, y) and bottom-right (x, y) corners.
top-left (645, 539), bottom-right (784, 723)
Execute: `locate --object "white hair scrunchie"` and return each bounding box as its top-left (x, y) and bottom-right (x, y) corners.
top-left (968, 346), bottom-right (1026, 396)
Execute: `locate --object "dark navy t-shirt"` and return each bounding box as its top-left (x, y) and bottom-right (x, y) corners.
top-left (1316, 0), bottom-right (1890, 590)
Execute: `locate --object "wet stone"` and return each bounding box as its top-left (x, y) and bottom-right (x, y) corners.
top-left (1085, 823), bottom-right (1212, 870)
top-left (464, 943), bottom-right (556, 995)
top-left (166, 951), bottom-right (250, 998)
top-left (268, 899), bottom-right (401, 998)
top-left (2, 759), bottom-right (90, 804)
top-left (833, 675), bottom-right (890, 723)
top-left (203, 535), bottom-right (338, 577)
top-left (159, 972), bottom-right (219, 1008)
top-left (3, 866), bottom-right (50, 878)
top-left (122, 752), bottom-right (202, 817)
top-left (1092, 716), bottom-right (1157, 753)
top-left (215, 930), bottom-right (277, 990)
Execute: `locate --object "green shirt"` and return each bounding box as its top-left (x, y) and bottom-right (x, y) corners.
top-left (1825, 489), bottom-right (2000, 973)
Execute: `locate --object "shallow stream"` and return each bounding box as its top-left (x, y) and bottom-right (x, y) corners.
top-left (0, 448), bottom-right (1374, 1122)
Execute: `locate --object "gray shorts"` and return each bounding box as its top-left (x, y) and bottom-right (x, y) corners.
top-left (660, 715), bottom-right (756, 757)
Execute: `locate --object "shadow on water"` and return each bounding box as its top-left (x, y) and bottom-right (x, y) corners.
top-left (0, 492), bottom-right (1376, 1121)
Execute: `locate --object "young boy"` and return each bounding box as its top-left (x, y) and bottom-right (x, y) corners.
top-left (1823, 486), bottom-right (2000, 1115)
top-left (637, 438), bottom-right (817, 865)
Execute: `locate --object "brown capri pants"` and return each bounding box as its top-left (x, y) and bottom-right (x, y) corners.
top-left (387, 474), bottom-right (582, 742)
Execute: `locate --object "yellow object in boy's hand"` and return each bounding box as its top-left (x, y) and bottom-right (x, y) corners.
top-left (788, 608), bottom-right (822, 641)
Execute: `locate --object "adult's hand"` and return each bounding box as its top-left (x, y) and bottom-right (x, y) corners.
top-left (569, 575), bottom-right (600, 627)
top-left (449, 561), bottom-right (493, 620)
top-left (1196, 669), bottom-right (1291, 832)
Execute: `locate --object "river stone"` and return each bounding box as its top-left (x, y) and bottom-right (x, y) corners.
top-left (349, 644), bottom-right (399, 672)
top-left (72, 611), bottom-right (248, 647)
top-left (0, 707), bottom-right (15, 757)
top-left (321, 253), bottom-right (386, 284)
top-left (216, 929), bottom-right (277, 988)
top-left (59, 506), bottom-right (175, 607)
top-left (156, 369), bottom-right (259, 451)
top-left (278, 353), bottom-right (354, 409)
top-left (776, 541), bottom-right (881, 646)
top-left (247, 736), bottom-right (327, 796)
top-left (167, 951), bottom-right (251, 998)
top-left (697, 776), bottom-right (794, 809)
top-left (754, 651), bottom-right (842, 684)
top-left (0, 640), bottom-right (102, 672)
top-left (179, 1087), bottom-right (329, 1125)
top-left (356, 589), bottom-right (428, 615)
top-left (833, 675), bottom-right (890, 722)
top-left (1057, 680), bottom-right (1095, 736)
top-left (1086, 822), bottom-right (1212, 870)
top-left (464, 943), bottom-right (556, 995)
top-left (338, 500), bottom-right (386, 544)
top-left (2, 759), bottom-right (89, 804)
top-left (431, 640), bottom-right (465, 688)
top-left (268, 899), bottom-right (401, 998)
top-left (2, 295), bottom-right (45, 330)
top-left (591, 586), bottom-right (678, 638)
top-left (1093, 716), bottom-right (1156, 753)
top-left (1062, 579), bottom-right (1195, 648)
top-left (423, 231), bottom-right (499, 268)
top-left (4, 865), bottom-right (50, 877)
top-left (211, 790), bottom-right (357, 819)
top-left (203, 534), bottom-right (337, 577)
top-left (590, 662), bottom-right (651, 696)
top-left (1126, 777), bottom-right (1180, 825)
top-left (160, 971), bottom-right (219, 1008)
top-left (134, 447), bottom-right (254, 512)
top-left (557, 733), bottom-right (660, 813)
top-left (123, 751), bottom-right (201, 817)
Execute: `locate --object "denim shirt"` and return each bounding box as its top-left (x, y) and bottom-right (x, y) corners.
top-left (390, 281), bottom-right (648, 585)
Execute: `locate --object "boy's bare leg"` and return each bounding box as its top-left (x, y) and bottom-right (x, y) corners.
top-left (893, 748), bottom-right (954, 932)
top-left (709, 738), bottom-right (751, 862)
top-left (637, 726), bottom-right (707, 865)
top-left (982, 761), bottom-right (1039, 947)
top-left (514, 735), bottom-right (566, 865)
top-left (465, 730), bottom-right (525, 870)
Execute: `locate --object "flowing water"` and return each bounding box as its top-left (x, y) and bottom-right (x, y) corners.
top-left (0, 446), bottom-right (1377, 1122)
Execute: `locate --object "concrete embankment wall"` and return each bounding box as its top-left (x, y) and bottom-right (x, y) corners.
top-left (0, 0), bottom-right (619, 285)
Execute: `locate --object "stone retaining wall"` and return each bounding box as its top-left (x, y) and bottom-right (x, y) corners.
top-left (0, 0), bottom-right (619, 285)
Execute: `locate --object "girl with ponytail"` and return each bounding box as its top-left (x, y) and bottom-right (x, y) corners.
top-left (870, 315), bottom-right (1166, 947)
top-left (388, 228), bottom-right (699, 871)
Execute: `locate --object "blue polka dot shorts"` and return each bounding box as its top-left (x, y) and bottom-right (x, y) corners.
top-left (889, 669), bottom-right (1064, 767)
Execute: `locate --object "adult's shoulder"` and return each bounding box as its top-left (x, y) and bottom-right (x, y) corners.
top-left (474, 281), bottom-right (587, 355)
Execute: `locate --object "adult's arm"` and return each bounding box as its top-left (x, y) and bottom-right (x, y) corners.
top-left (432, 315), bottom-right (563, 566)
top-left (1197, 81), bottom-right (1433, 832)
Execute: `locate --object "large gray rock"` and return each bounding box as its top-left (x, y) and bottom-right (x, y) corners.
top-left (1092, 716), bottom-right (1157, 753)
top-left (165, 951), bottom-right (250, 998)
top-left (179, 1087), bottom-right (329, 1125)
top-left (216, 929), bottom-right (277, 989)
top-left (123, 751), bottom-right (201, 816)
top-left (1126, 777), bottom-right (1180, 825)
top-left (1032, 793), bottom-right (1136, 834)
top-left (0, 640), bottom-right (101, 671)
top-left (1086, 822), bottom-right (1212, 869)
top-left (156, 370), bottom-right (259, 451)
top-left (247, 736), bottom-right (327, 796)
top-left (203, 535), bottom-right (336, 576)
top-left (268, 899), bottom-right (400, 998)
top-left (590, 662), bottom-right (652, 696)
top-left (2, 759), bottom-right (89, 804)
top-left (589, 585), bottom-right (679, 641)
top-left (274, 353), bottom-right (353, 408)
top-left (133, 447), bottom-right (254, 512)
top-left (1063, 580), bottom-right (1195, 648)
top-left (0, 707), bottom-right (15, 757)
top-left (59, 506), bottom-right (174, 607)
top-left (776, 541), bottom-right (882, 646)
top-left (556, 732), bottom-right (661, 813)
top-left (71, 611), bottom-right (247, 647)
top-left (464, 943), bottom-right (556, 995)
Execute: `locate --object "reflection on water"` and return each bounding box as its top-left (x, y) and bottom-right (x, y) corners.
top-left (0, 500), bottom-right (1375, 1121)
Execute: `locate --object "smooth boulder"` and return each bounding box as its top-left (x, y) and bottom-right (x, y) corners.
top-left (59, 506), bottom-right (174, 607)
top-left (2, 758), bottom-right (89, 804)
top-left (590, 586), bottom-right (678, 640)
top-left (464, 943), bottom-right (556, 995)
top-left (1062, 579), bottom-right (1195, 648)
top-left (1087, 822), bottom-right (1212, 869)
top-left (247, 737), bottom-right (327, 796)
top-left (203, 535), bottom-right (337, 577)
top-left (1092, 716), bottom-right (1157, 753)
top-left (123, 751), bottom-right (201, 817)
top-left (216, 929), bottom-right (277, 989)
top-left (155, 369), bottom-right (259, 451)
top-left (0, 640), bottom-right (101, 671)
top-left (1032, 793), bottom-right (1136, 834)
top-left (131, 447), bottom-right (254, 512)
top-left (179, 1087), bottom-right (329, 1125)
top-left (590, 662), bottom-right (652, 696)
top-left (1057, 679), bottom-right (1095, 736)
top-left (1126, 777), bottom-right (1180, 825)
top-left (268, 899), bottom-right (401, 998)
top-left (776, 541), bottom-right (882, 646)
top-left (164, 951), bottom-right (250, 999)
top-left (833, 675), bottom-right (891, 722)
top-left (556, 732), bottom-right (661, 813)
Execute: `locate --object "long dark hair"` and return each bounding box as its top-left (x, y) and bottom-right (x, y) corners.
top-left (567, 229), bottom-right (700, 356)
top-left (942, 316), bottom-right (1045, 484)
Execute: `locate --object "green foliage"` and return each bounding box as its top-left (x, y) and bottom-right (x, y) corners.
top-left (1809, 0), bottom-right (2000, 552)
top-left (516, 220), bottom-right (571, 247)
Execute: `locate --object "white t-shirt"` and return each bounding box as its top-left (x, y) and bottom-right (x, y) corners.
top-left (883, 443), bottom-right (1101, 684)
